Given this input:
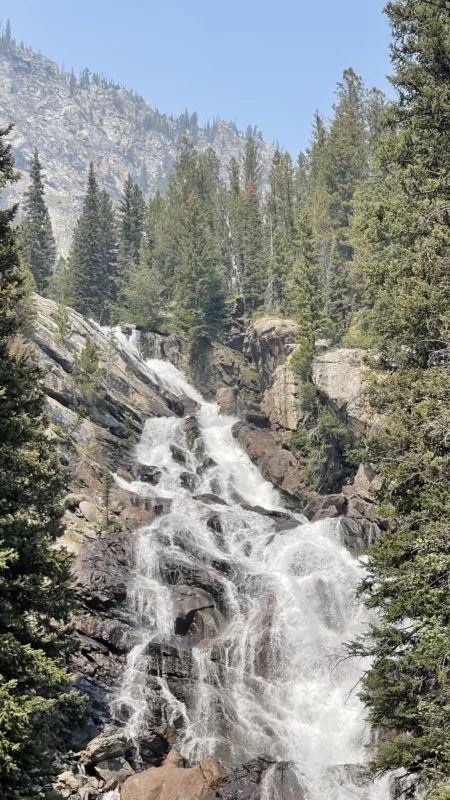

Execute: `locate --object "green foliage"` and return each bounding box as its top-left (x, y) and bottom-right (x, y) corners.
top-left (72, 337), bottom-right (103, 400)
top-left (290, 394), bottom-right (353, 493)
top-left (20, 149), bottom-right (56, 295)
top-left (349, 3), bottom-right (450, 797)
top-left (240, 138), bottom-right (268, 313)
top-left (69, 163), bottom-right (116, 321)
top-left (0, 125), bottom-right (85, 798)
top-left (53, 301), bottom-right (71, 348)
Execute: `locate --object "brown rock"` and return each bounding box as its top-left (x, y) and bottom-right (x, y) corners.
top-left (216, 387), bottom-right (238, 416)
top-left (200, 755), bottom-right (230, 789)
top-left (121, 765), bottom-right (211, 800)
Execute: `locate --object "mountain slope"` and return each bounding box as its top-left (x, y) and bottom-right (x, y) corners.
top-left (0, 38), bottom-right (274, 251)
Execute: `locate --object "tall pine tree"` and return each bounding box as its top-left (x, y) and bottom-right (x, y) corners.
top-left (240, 138), bottom-right (267, 313)
top-left (0, 124), bottom-right (84, 799)
top-left (69, 163), bottom-right (106, 320)
top-left (20, 150), bottom-right (56, 295)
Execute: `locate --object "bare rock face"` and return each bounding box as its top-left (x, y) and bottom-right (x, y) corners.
top-left (247, 318), bottom-right (299, 390)
top-left (260, 363), bottom-right (304, 431)
top-left (1, 45), bottom-right (275, 252)
top-left (216, 386), bottom-right (238, 416)
top-left (312, 349), bottom-right (371, 433)
top-left (232, 421), bottom-right (314, 510)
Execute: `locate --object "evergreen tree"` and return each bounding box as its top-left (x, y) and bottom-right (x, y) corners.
top-left (69, 163), bottom-right (106, 320)
top-left (240, 138), bottom-right (267, 313)
top-left (266, 150), bottom-right (295, 311)
top-left (98, 189), bottom-right (118, 311)
top-left (287, 210), bottom-right (325, 375)
top-left (225, 157), bottom-right (244, 294)
top-left (173, 188), bottom-right (226, 345)
top-left (20, 150), bottom-right (56, 294)
top-left (0, 124), bottom-right (84, 799)
top-left (116, 175), bottom-right (145, 301)
top-left (351, 3), bottom-right (450, 798)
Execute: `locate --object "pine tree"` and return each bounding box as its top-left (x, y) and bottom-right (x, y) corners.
top-left (116, 176), bottom-right (145, 303)
top-left (69, 163), bottom-right (106, 320)
top-left (0, 124), bottom-right (84, 799)
top-left (173, 189), bottom-right (226, 345)
top-left (98, 189), bottom-right (118, 311)
top-left (240, 138), bottom-right (267, 313)
top-left (266, 150), bottom-right (295, 311)
top-left (287, 210), bottom-right (324, 375)
top-left (20, 150), bottom-right (56, 294)
top-left (351, 3), bottom-right (450, 797)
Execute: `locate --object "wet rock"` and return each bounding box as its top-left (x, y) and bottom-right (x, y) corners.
top-left (200, 755), bottom-right (230, 789)
top-left (207, 515), bottom-right (223, 534)
top-left (76, 531), bottom-right (133, 610)
top-left (159, 555), bottom-right (228, 611)
top-left (196, 457), bottom-right (217, 476)
top-left (220, 756), bottom-right (276, 800)
top-left (232, 422), bottom-right (314, 510)
top-left (145, 636), bottom-right (194, 680)
top-left (180, 472), bottom-right (198, 491)
top-left (76, 615), bottom-right (135, 654)
top-left (121, 764), bottom-right (212, 800)
top-left (134, 464), bottom-right (162, 486)
top-left (193, 493), bottom-right (229, 507)
top-left (244, 411), bottom-right (270, 428)
top-left (216, 386), bottom-right (238, 416)
top-left (170, 445), bottom-right (187, 464)
top-left (184, 416), bottom-right (202, 451)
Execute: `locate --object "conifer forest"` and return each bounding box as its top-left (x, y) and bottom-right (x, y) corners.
top-left (3, 2), bottom-right (450, 799)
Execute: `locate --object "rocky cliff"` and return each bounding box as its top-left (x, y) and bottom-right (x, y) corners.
top-left (30, 295), bottom-right (383, 798)
top-left (0, 41), bottom-right (274, 251)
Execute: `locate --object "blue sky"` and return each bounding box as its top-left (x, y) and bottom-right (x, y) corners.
top-left (2, 0), bottom-right (392, 155)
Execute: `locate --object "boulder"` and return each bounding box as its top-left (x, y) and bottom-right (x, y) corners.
top-left (134, 465), bottom-right (162, 486)
top-left (93, 756), bottom-right (134, 783)
top-left (216, 387), bottom-right (238, 416)
top-left (180, 472), bottom-right (198, 492)
top-left (121, 764), bottom-right (212, 800)
top-left (79, 728), bottom-right (133, 766)
top-left (170, 445), bottom-right (187, 464)
top-left (200, 755), bottom-right (230, 789)
top-left (172, 585), bottom-right (225, 642)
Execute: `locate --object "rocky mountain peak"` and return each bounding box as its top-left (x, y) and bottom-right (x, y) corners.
top-left (0, 38), bottom-right (275, 252)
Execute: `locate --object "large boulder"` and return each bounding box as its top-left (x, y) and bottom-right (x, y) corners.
top-left (121, 764), bottom-right (213, 800)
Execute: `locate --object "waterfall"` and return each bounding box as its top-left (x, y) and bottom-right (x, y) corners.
top-left (110, 333), bottom-right (389, 800)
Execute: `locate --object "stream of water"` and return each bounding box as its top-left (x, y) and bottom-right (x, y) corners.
top-left (110, 331), bottom-right (389, 800)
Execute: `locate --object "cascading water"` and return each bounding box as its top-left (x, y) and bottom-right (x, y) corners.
top-left (110, 332), bottom-right (389, 800)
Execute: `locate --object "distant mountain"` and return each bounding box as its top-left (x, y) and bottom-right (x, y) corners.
top-left (0, 31), bottom-right (275, 252)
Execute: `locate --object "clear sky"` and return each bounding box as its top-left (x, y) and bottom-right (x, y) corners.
top-left (1, 0), bottom-right (392, 155)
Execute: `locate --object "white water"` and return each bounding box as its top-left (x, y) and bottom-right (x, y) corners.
top-left (110, 332), bottom-right (388, 800)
